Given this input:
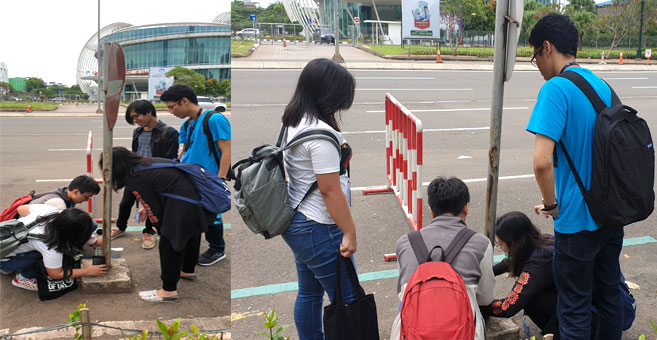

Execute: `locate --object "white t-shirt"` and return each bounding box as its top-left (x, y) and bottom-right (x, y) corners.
top-left (9, 205), bottom-right (96, 269)
top-left (284, 117), bottom-right (350, 225)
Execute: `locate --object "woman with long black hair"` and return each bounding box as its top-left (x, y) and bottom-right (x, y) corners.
top-left (101, 147), bottom-right (214, 302)
top-left (280, 58), bottom-right (358, 340)
top-left (1, 205), bottom-right (106, 291)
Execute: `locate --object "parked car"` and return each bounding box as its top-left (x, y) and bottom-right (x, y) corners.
top-left (313, 28), bottom-right (335, 44)
top-left (236, 28), bottom-right (260, 39)
top-left (197, 96), bottom-right (227, 112)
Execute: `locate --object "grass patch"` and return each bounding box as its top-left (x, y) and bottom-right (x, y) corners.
top-left (0, 101), bottom-right (59, 110)
top-left (232, 39), bottom-right (257, 54)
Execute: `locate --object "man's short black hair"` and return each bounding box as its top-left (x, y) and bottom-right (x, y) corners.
top-left (125, 99), bottom-right (157, 125)
top-left (427, 177), bottom-right (470, 216)
top-left (160, 85), bottom-right (198, 105)
top-left (528, 13), bottom-right (579, 57)
top-left (68, 175), bottom-right (100, 195)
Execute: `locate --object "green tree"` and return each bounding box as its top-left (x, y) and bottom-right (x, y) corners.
top-left (232, 0), bottom-right (264, 31)
top-left (520, 0), bottom-right (559, 43)
top-left (595, 0), bottom-right (643, 57)
top-left (462, 0), bottom-right (492, 31)
top-left (62, 84), bottom-right (84, 95)
top-left (204, 78), bottom-right (222, 97)
top-left (260, 3), bottom-right (291, 23)
top-left (0, 82), bottom-right (14, 94)
top-left (566, 0), bottom-right (597, 50)
top-left (165, 66), bottom-right (206, 94)
top-left (218, 79), bottom-right (231, 100)
top-left (25, 77), bottom-right (46, 93)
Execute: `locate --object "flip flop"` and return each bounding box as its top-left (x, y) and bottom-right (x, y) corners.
top-left (179, 273), bottom-right (197, 281)
top-left (139, 290), bottom-right (179, 303)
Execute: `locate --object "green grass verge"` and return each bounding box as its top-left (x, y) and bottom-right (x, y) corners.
top-left (0, 102), bottom-right (60, 110)
top-left (232, 39), bottom-right (257, 54)
top-left (364, 45), bottom-right (639, 59)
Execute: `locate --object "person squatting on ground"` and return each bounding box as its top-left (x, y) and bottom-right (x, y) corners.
top-left (101, 147), bottom-right (215, 302)
top-left (110, 99), bottom-right (179, 250)
top-left (161, 85), bottom-right (230, 266)
top-left (527, 13), bottom-right (625, 339)
top-left (392, 177), bottom-right (495, 340)
top-left (21, 175), bottom-right (100, 213)
top-left (1, 205), bottom-right (106, 291)
top-left (481, 211), bottom-right (636, 340)
top-left (280, 58), bottom-right (358, 340)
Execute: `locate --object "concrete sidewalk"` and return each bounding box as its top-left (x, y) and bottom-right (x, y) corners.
top-left (0, 103), bottom-right (232, 117)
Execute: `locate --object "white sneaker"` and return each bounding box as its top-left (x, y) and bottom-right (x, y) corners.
top-left (12, 273), bottom-right (38, 291)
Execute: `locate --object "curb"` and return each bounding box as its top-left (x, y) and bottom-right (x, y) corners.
top-left (232, 43), bottom-right (259, 58)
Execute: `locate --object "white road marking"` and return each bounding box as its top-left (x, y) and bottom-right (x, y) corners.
top-left (355, 77), bottom-right (435, 80)
top-left (357, 88), bottom-right (473, 91)
top-left (366, 106), bottom-right (528, 113)
top-left (632, 86), bottom-right (657, 89)
top-left (603, 78), bottom-right (649, 80)
top-left (341, 127), bottom-right (489, 134)
top-left (351, 174), bottom-right (535, 191)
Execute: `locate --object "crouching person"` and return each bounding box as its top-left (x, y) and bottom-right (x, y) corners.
top-left (1, 204), bottom-right (106, 291)
top-left (391, 177), bottom-right (495, 340)
top-left (101, 147), bottom-right (214, 302)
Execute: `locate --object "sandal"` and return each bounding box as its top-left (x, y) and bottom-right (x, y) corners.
top-left (180, 272), bottom-right (197, 281)
top-left (139, 289), bottom-right (179, 303)
top-left (110, 228), bottom-right (126, 240)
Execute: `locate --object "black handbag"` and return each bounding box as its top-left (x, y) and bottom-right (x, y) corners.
top-left (33, 255), bottom-right (78, 301)
top-left (323, 254), bottom-right (380, 340)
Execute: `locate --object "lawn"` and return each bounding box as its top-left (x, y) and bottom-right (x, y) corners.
top-left (364, 44), bottom-right (638, 59)
top-left (232, 39), bottom-right (257, 54)
top-left (0, 101), bottom-right (60, 110)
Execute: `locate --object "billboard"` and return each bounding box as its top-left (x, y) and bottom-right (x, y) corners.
top-left (402, 0), bottom-right (440, 40)
top-left (148, 67), bottom-right (174, 100)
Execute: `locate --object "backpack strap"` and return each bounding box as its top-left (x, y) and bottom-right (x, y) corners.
top-left (407, 230), bottom-right (430, 265)
top-left (442, 227), bottom-right (476, 264)
top-left (181, 119), bottom-right (191, 152)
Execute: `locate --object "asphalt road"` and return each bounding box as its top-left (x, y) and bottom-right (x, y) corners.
top-left (230, 69), bottom-right (657, 339)
top-left (0, 109), bottom-right (231, 337)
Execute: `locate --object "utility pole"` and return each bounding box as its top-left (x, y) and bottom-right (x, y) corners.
top-left (96, 0), bottom-right (102, 114)
top-left (332, 0), bottom-right (344, 62)
top-left (636, 0), bottom-right (645, 60)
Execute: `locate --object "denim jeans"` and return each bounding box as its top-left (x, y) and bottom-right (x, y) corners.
top-left (553, 226), bottom-right (624, 340)
top-left (282, 212), bottom-right (358, 340)
top-left (0, 251), bottom-right (41, 278)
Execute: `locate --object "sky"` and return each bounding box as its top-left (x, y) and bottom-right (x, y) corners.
top-left (1, 0), bottom-right (230, 87)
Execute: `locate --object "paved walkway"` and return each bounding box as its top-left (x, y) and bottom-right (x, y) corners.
top-left (246, 44), bottom-right (383, 62)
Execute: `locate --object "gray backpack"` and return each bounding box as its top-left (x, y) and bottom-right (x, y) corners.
top-left (1, 219), bottom-right (42, 259)
top-left (232, 125), bottom-right (340, 239)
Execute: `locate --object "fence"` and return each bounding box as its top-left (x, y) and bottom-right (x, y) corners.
top-left (363, 94), bottom-right (423, 241)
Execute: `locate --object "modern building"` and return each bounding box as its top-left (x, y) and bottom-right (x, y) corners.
top-left (77, 16), bottom-right (230, 101)
top-left (0, 62), bottom-right (7, 84)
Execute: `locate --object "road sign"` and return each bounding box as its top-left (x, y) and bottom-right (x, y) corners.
top-left (646, 49), bottom-right (652, 58)
top-left (308, 18), bottom-right (312, 25)
top-left (250, 14), bottom-right (256, 21)
top-left (355, 17), bottom-right (360, 23)
top-left (103, 42), bottom-right (126, 131)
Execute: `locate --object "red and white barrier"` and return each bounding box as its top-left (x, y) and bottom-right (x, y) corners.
top-left (364, 93), bottom-right (424, 236)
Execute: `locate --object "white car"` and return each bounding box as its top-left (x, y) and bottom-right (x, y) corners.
top-left (197, 96), bottom-right (227, 112)
top-left (236, 28), bottom-right (260, 39)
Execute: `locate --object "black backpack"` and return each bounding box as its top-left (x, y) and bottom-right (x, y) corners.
top-left (557, 70), bottom-right (655, 228)
top-left (182, 110), bottom-right (236, 180)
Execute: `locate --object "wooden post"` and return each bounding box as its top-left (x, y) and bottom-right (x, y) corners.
top-left (81, 307), bottom-right (92, 340)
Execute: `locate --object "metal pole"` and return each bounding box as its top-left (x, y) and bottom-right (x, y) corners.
top-left (333, 0), bottom-right (344, 62)
top-left (80, 308), bottom-right (92, 340)
top-left (485, 0), bottom-right (509, 245)
top-left (96, 0), bottom-right (102, 114)
top-left (636, 0), bottom-right (645, 59)
top-left (101, 43), bottom-right (113, 268)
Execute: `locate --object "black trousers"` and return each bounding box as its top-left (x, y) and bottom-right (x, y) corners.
top-left (159, 233), bottom-right (201, 292)
top-left (117, 189), bottom-right (155, 234)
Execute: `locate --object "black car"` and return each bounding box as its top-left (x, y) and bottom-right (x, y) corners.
top-left (313, 28), bottom-right (335, 44)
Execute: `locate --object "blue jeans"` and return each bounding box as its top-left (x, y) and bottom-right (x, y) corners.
top-left (0, 251), bottom-right (41, 278)
top-left (282, 212), bottom-right (358, 340)
top-left (554, 226), bottom-right (624, 340)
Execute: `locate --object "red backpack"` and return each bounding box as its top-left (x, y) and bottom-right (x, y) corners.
top-left (0, 191), bottom-right (36, 222)
top-left (400, 227), bottom-right (476, 340)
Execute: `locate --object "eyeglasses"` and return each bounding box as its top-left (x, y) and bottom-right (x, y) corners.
top-left (166, 101), bottom-right (181, 110)
top-left (530, 47), bottom-right (543, 68)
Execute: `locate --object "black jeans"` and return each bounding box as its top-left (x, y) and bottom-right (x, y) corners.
top-left (205, 214), bottom-right (225, 254)
top-left (553, 226), bottom-right (624, 340)
top-left (117, 189), bottom-right (155, 234)
top-left (159, 234), bottom-right (201, 292)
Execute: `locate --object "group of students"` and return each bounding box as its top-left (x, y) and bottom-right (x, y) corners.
top-left (1, 84), bottom-right (232, 303)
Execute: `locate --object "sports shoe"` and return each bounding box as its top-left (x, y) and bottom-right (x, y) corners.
top-left (142, 233), bottom-right (156, 250)
top-left (12, 273), bottom-right (38, 291)
top-left (198, 249), bottom-right (226, 266)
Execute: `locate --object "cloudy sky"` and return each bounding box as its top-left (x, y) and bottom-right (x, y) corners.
top-left (1, 0), bottom-right (230, 86)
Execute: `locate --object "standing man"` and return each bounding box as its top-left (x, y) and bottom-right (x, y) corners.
top-left (110, 99), bottom-right (179, 250)
top-left (526, 14), bottom-right (623, 339)
top-left (161, 85), bottom-right (231, 266)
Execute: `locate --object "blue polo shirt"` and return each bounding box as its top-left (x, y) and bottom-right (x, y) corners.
top-left (526, 67), bottom-right (612, 234)
top-left (179, 110), bottom-right (231, 175)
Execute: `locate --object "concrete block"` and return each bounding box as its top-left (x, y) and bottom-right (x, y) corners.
top-left (80, 258), bottom-right (131, 294)
top-left (486, 316), bottom-right (521, 340)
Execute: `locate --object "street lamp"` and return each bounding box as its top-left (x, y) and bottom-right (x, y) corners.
top-left (332, 0), bottom-right (344, 62)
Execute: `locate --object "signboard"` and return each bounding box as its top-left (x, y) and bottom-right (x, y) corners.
top-left (103, 42), bottom-right (125, 131)
top-left (148, 67), bottom-right (174, 100)
top-left (646, 49), bottom-right (652, 58)
top-left (354, 17), bottom-right (360, 23)
top-left (250, 14), bottom-right (256, 21)
top-left (308, 18), bottom-right (312, 25)
top-left (402, 0), bottom-right (440, 39)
